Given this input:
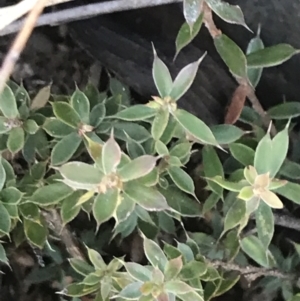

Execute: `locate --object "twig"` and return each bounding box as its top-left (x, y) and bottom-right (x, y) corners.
top-left (211, 260), bottom-right (296, 283)
top-left (0, 0), bottom-right (183, 37)
top-left (202, 3), bottom-right (277, 135)
top-left (0, 0), bottom-right (48, 94)
top-left (41, 209), bottom-right (85, 260)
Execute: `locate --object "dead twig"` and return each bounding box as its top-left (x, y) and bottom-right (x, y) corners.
top-left (0, 0), bottom-right (183, 36)
top-left (0, 0), bottom-right (48, 94)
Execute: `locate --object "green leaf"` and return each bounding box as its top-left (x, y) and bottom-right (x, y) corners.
top-left (23, 119), bottom-right (39, 135)
top-left (115, 193), bottom-right (135, 223)
top-left (183, 0), bottom-right (202, 26)
top-left (113, 122), bottom-right (151, 143)
top-left (64, 283), bottom-right (97, 297)
top-left (51, 132), bottom-right (82, 166)
top-left (102, 133), bottom-right (121, 174)
top-left (206, 0), bottom-right (250, 30)
top-left (209, 176), bottom-right (246, 192)
top-left (143, 237), bottom-right (167, 271)
top-left (69, 258), bottom-right (95, 276)
top-left (7, 127), bottom-right (25, 154)
top-left (152, 44), bottom-right (173, 98)
top-left (58, 161), bottom-right (103, 190)
top-left (214, 274), bottom-right (240, 298)
top-left (89, 103), bottom-right (105, 127)
top-left (0, 243), bottom-right (8, 265)
top-left (70, 88), bottom-right (90, 124)
top-left (124, 182), bottom-right (169, 211)
top-left (177, 242), bottom-right (194, 262)
top-left (165, 280), bottom-right (194, 294)
top-left (155, 140), bottom-right (169, 156)
top-left (267, 102), bottom-right (300, 120)
top-left (43, 118), bottom-right (74, 138)
top-left (174, 109), bottom-right (219, 146)
top-left (30, 84), bottom-right (50, 110)
top-left (269, 124), bottom-right (289, 178)
top-left (61, 191), bottom-right (83, 225)
top-left (246, 28), bottom-right (264, 87)
top-left (0, 117), bottom-right (10, 134)
top-left (175, 13), bottom-right (203, 60)
top-left (31, 183), bottom-right (74, 206)
top-left (0, 159), bottom-right (6, 191)
top-left (177, 290), bottom-right (204, 301)
top-left (93, 188), bottom-right (119, 227)
top-left (214, 34), bottom-right (247, 79)
top-left (211, 124), bottom-right (245, 144)
top-left (224, 198), bottom-right (246, 233)
top-left (247, 44), bottom-right (299, 68)
top-left (167, 166), bottom-right (195, 196)
top-left (19, 203), bottom-right (40, 223)
top-left (169, 142), bottom-right (191, 160)
top-left (255, 201), bottom-right (274, 250)
top-left (240, 235), bottom-right (269, 267)
top-left (0, 84), bottom-right (19, 118)
top-left (118, 155), bottom-right (157, 182)
top-left (202, 145), bottom-right (224, 196)
top-left (116, 282), bottom-right (142, 300)
top-left (23, 218), bottom-right (48, 248)
top-left (114, 105), bottom-right (156, 121)
top-left (202, 192), bottom-right (220, 215)
top-left (254, 131), bottom-right (272, 175)
top-left (0, 187), bottom-right (22, 205)
top-left (52, 101), bottom-right (82, 128)
top-left (151, 108), bottom-right (169, 140)
top-left (0, 203), bottom-right (11, 235)
top-left (180, 260), bottom-right (207, 280)
top-left (273, 181), bottom-right (300, 205)
top-left (159, 185), bottom-right (201, 217)
top-left (229, 143), bottom-right (255, 166)
top-left (164, 256), bottom-right (183, 281)
top-left (170, 54), bottom-right (206, 101)
top-left (124, 262), bottom-right (152, 282)
top-left (279, 160), bottom-right (300, 180)
top-left (86, 247), bottom-right (106, 270)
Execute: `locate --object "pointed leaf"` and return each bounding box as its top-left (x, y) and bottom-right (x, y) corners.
top-left (165, 280), bottom-right (194, 294)
top-left (152, 108), bottom-right (170, 140)
top-left (183, 0), bottom-right (203, 26)
top-left (254, 131), bottom-right (272, 175)
top-left (247, 44), bottom-right (299, 68)
top-left (23, 218), bottom-right (47, 248)
top-left (102, 133), bottom-right (121, 174)
top-left (0, 187), bottom-right (22, 205)
top-left (69, 258), bottom-right (95, 276)
top-left (0, 84), bottom-right (19, 118)
top-left (180, 260), bottom-right (207, 280)
top-left (31, 183), bottom-right (74, 206)
top-left (206, 0), bottom-right (250, 30)
top-left (52, 101), bottom-right (82, 128)
top-left (51, 132), bottom-right (82, 166)
top-left (93, 188), bottom-right (120, 226)
top-left (274, 181), bottom-right (300, 205)
top-left (211, 124), bottom-right (245, 144)
top-left (177, 290), bottom-right (204, 301)
top-left (59, 161), bottom-right (103, 189)
top-left (269, 125), bottom-right (289, 178)
top-left (43, 118), bottom-right (74, 138)
top-left (170, 54), bottom-right (206, 101)
top-left (70, 88), bottom-right (90, 124)
top-left (209, 176), bottom-right (246, 192)
top-left (61, 191), bottom-right (83, 224)
top-left (175, 13), bottom-right (203, 59)
top-left (167, 166), bottom-right (195, 196)
top-left (237, 186), bottom-right (254, 201)
top-left (152, 45), bottom-right (173, 98)
top-left (0, 203), bottom-right (11, 235)
top-left (116, 282), bottom-right (143, 300)
top-left (124, 262), bottom-right (152, 282)
top-left (143, 237), bottom-right (168, 271)
top-left (224, 199), bottom-right (246, 232)
top-left (260, 190), bottom-right (283, 209)
top-left (124, 182), bottom-right (169, 211)
top-left (214, 34), bottom-right (247, 79)
top-left (229, 143), bottom-right (255, 166)
top-left (164, 256), bottom-right (183, 281)
top-left (267, 102), bottom-right (300, 120)
top-left (7, 127), bottom-right (25, 154)
top-left (118, 155), bottom-right (157, 182)
top-left (86, 247), bottom-right (106, 270)
top-left (114, 105), bottom-right (156, 121)
top-left (0, 159), bottom-right (6, 191)
top-left (240, 235), bottom-right (269, 267)
top-left (174, 109), bottom-right (218, 146)
top-left (255, 201), bottom-right (274, 250)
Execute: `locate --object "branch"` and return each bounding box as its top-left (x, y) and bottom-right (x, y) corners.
top-left (211, 260), bottom-right (297, 286)
top-left (0, 0), bottom-right (183, 37)
top-left (0, 0), bottom-right (48, 93)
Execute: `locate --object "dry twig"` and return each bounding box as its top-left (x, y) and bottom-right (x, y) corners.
top-left (0, 0), bottom-right (48, 94)
top-left (0, 0), bottom-right (183, 36)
